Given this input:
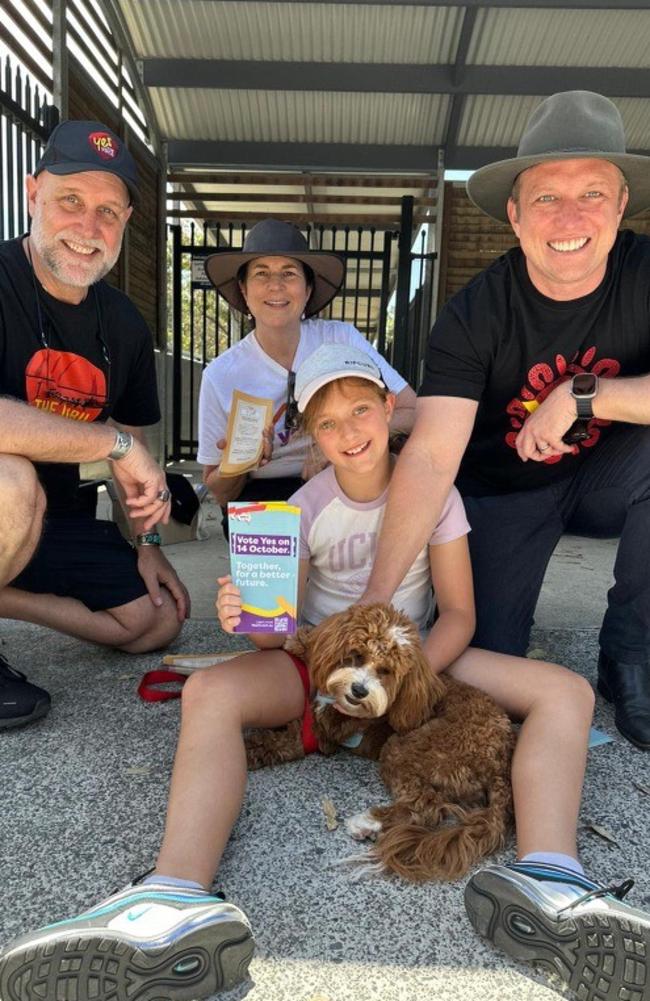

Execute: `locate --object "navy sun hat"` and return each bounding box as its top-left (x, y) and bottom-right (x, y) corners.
top-left (34, 120), bottom-right (139, 205)
top-left (467, 91), bottom-right (650, 223)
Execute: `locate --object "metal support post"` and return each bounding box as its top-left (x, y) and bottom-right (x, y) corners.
top-left (393, 195), bottom-right (414, 378)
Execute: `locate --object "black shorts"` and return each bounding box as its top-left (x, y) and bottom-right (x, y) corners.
top-left (11, 515), bottom-right (148, 612)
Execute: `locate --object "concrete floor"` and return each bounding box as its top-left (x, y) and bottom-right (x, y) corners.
top-left (2, 475), bottom-right (648, 1001)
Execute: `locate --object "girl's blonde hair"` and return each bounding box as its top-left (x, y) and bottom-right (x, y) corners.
top-left (300, 375), bottom-right (388, 437)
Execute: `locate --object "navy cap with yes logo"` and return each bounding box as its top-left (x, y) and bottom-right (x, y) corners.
top-left (34, 120), bottom-right (139, 205)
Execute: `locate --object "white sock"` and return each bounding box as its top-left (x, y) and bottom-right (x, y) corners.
top-left (522, 851), bottom-right (585, 876)
top-left (142, 873), bottom-right (205, 892)
top-left (517, 852), bottom-right (597, 898)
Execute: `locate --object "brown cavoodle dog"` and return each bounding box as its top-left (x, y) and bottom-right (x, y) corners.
top-left (244, 603), bottom-right (516, 882)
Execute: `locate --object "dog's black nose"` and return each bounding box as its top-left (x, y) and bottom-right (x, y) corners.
top-left (351, 682), bottom-right (368, 699)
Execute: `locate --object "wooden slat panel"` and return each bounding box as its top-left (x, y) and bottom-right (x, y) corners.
top-left (0, 24), bottom-right (52, 91)
top-left (438, 184), bottom-right (650, 311)
top-left (168, 172), bottom-right (436, 188)
top-left (168, 192), bottom-right (437, 207)
top-left (68, 61), bottom-right (162, 340)
top-left (167, 210), bottom-right (403, 225)
top-left (438, 183), bottom-right (515, 310)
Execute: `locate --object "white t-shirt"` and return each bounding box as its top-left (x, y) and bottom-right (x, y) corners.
top-left (197, 319), bottom-right (408, 479)
top-left (291, 465), bottom-right (470, 630)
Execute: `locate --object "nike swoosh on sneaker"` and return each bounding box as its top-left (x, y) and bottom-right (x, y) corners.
top-left (126, 905), bottom-right (153, 922)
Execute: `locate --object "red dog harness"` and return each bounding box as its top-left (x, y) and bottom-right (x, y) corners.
top-left (287, 653), bottom-right (319, 754)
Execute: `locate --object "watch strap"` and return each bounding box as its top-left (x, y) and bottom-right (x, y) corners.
top-left (575, 396), bottom-right (594, 419)
top-left (136, 532), bottom-right (162, 547)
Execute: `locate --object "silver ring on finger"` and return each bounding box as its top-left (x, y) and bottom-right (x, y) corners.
top-left (537, 443), bottom-right (550, 452)
top-left (157, 488), bottom-right (171, 502)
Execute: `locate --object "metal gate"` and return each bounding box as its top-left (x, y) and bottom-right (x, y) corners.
top-left (169, 219), bottom-right (409, 461)
top-left (169, 201), bottom-right (437, 461)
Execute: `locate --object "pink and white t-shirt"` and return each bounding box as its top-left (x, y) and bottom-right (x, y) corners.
top-left (290, 465), bottom-right (470, 631)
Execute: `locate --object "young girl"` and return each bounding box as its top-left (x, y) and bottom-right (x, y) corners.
top-left (2, 347), bottom-right (646, 1001)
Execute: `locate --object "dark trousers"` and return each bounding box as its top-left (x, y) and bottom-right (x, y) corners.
top-left (462, 425), bottom-right (650, 661)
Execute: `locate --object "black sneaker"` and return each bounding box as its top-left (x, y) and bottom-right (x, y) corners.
top-left (0, 655), bottom-right (51, 729)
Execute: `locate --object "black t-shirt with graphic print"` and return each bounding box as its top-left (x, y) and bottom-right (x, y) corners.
top-left (419, 229), bottom-right (650, 495)
top-left (0, 236), bottom-right (160, 513)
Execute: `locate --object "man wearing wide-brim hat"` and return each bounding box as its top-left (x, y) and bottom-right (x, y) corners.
top-left (360, 90), bottom-right (650, 998)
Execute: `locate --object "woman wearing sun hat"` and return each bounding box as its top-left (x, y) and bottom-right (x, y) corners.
top-left (197, 219), bottom-right (415, 522)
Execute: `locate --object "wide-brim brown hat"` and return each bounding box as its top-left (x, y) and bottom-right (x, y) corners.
top-left (204, 219), bottom-right (345, 317)
top-left (467, 91), bottom-right (650, 223)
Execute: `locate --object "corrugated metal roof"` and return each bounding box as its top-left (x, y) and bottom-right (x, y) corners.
top-left (113, 0), bottom-right (650, 224)
top-left (151, 88), bottom-right (450, 145)
top-left (121, 1), bottom-right (462, 64)
top-left (459, 95), bottom-right (549, 148)
top-left (458, 94), bottom-right (649, 150)
top-left (610, 98), bottom-right (650, 148)
top-left (469, 8), bottom-right (650, 68)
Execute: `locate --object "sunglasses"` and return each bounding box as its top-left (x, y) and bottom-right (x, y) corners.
top-left (284, 370), bottom-right (300, 431)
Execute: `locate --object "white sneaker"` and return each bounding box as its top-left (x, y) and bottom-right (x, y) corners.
top-left (465, 862), bottom-right (649, 1001)
top-left (0, 881), bottom-right (254, 1001)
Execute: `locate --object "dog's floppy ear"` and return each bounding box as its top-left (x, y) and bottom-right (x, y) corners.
top-left (285, 618), bottom-right (341, 691)
top-left (302, 613), bottom-right (349, 692)
top-left (387, 646), bottom-right (446, 733)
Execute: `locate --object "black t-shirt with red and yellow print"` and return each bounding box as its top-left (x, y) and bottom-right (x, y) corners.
top-left (0, 236), bottom-right (160, 513)
top-left (420, 229), bottom-right (650, 495)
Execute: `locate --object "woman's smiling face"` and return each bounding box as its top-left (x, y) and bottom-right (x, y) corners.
top-left (239, 255), bottom-right (312, 327)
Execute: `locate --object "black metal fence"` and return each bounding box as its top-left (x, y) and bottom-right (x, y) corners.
top-left (404, 225), bottom-right (437, 391)
top-left (0, 54), bottom-right (57, 240)
top-left (392, 195), bottom-right (437, 392)
top-left (169, 219), bottom-right (403, 460)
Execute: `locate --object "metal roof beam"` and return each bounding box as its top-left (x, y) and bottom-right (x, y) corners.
top-left (167, 141), bottom-right (441, 171)
top-left (172, 0), bottom-right (650, 8)
top-left (447, 144), bottom-right (650, 168)
top-left (144, 60), bottom-right (650, 98)
top-left (167, 140), bottom-right (650, 172)
top-left (444, 6), bottom-right (478, 155)
top-left (168, 172), bottom-right (435, 186)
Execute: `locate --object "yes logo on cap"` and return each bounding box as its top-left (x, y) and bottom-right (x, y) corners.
top-left (88, 131), bottom-right (118, 161)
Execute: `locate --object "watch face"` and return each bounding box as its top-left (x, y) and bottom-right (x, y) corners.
top-left (573, 373), bottom-right (597, 397)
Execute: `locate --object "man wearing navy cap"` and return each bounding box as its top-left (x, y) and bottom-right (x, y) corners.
top-left (0, 120), bottom-right (188, 727)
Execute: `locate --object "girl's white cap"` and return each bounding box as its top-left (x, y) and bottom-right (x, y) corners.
top-left (295, 344), bottom-right (385, 412)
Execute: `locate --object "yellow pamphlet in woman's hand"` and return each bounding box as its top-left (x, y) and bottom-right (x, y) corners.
top-left (219, 389), bottom-right (273, 476)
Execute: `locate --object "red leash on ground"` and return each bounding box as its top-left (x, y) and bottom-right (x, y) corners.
top-left (137, 669), bottom-right (186, 702)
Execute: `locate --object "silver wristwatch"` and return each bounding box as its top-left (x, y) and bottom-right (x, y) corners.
top-left (108, 429), bottom-right (134, 460)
